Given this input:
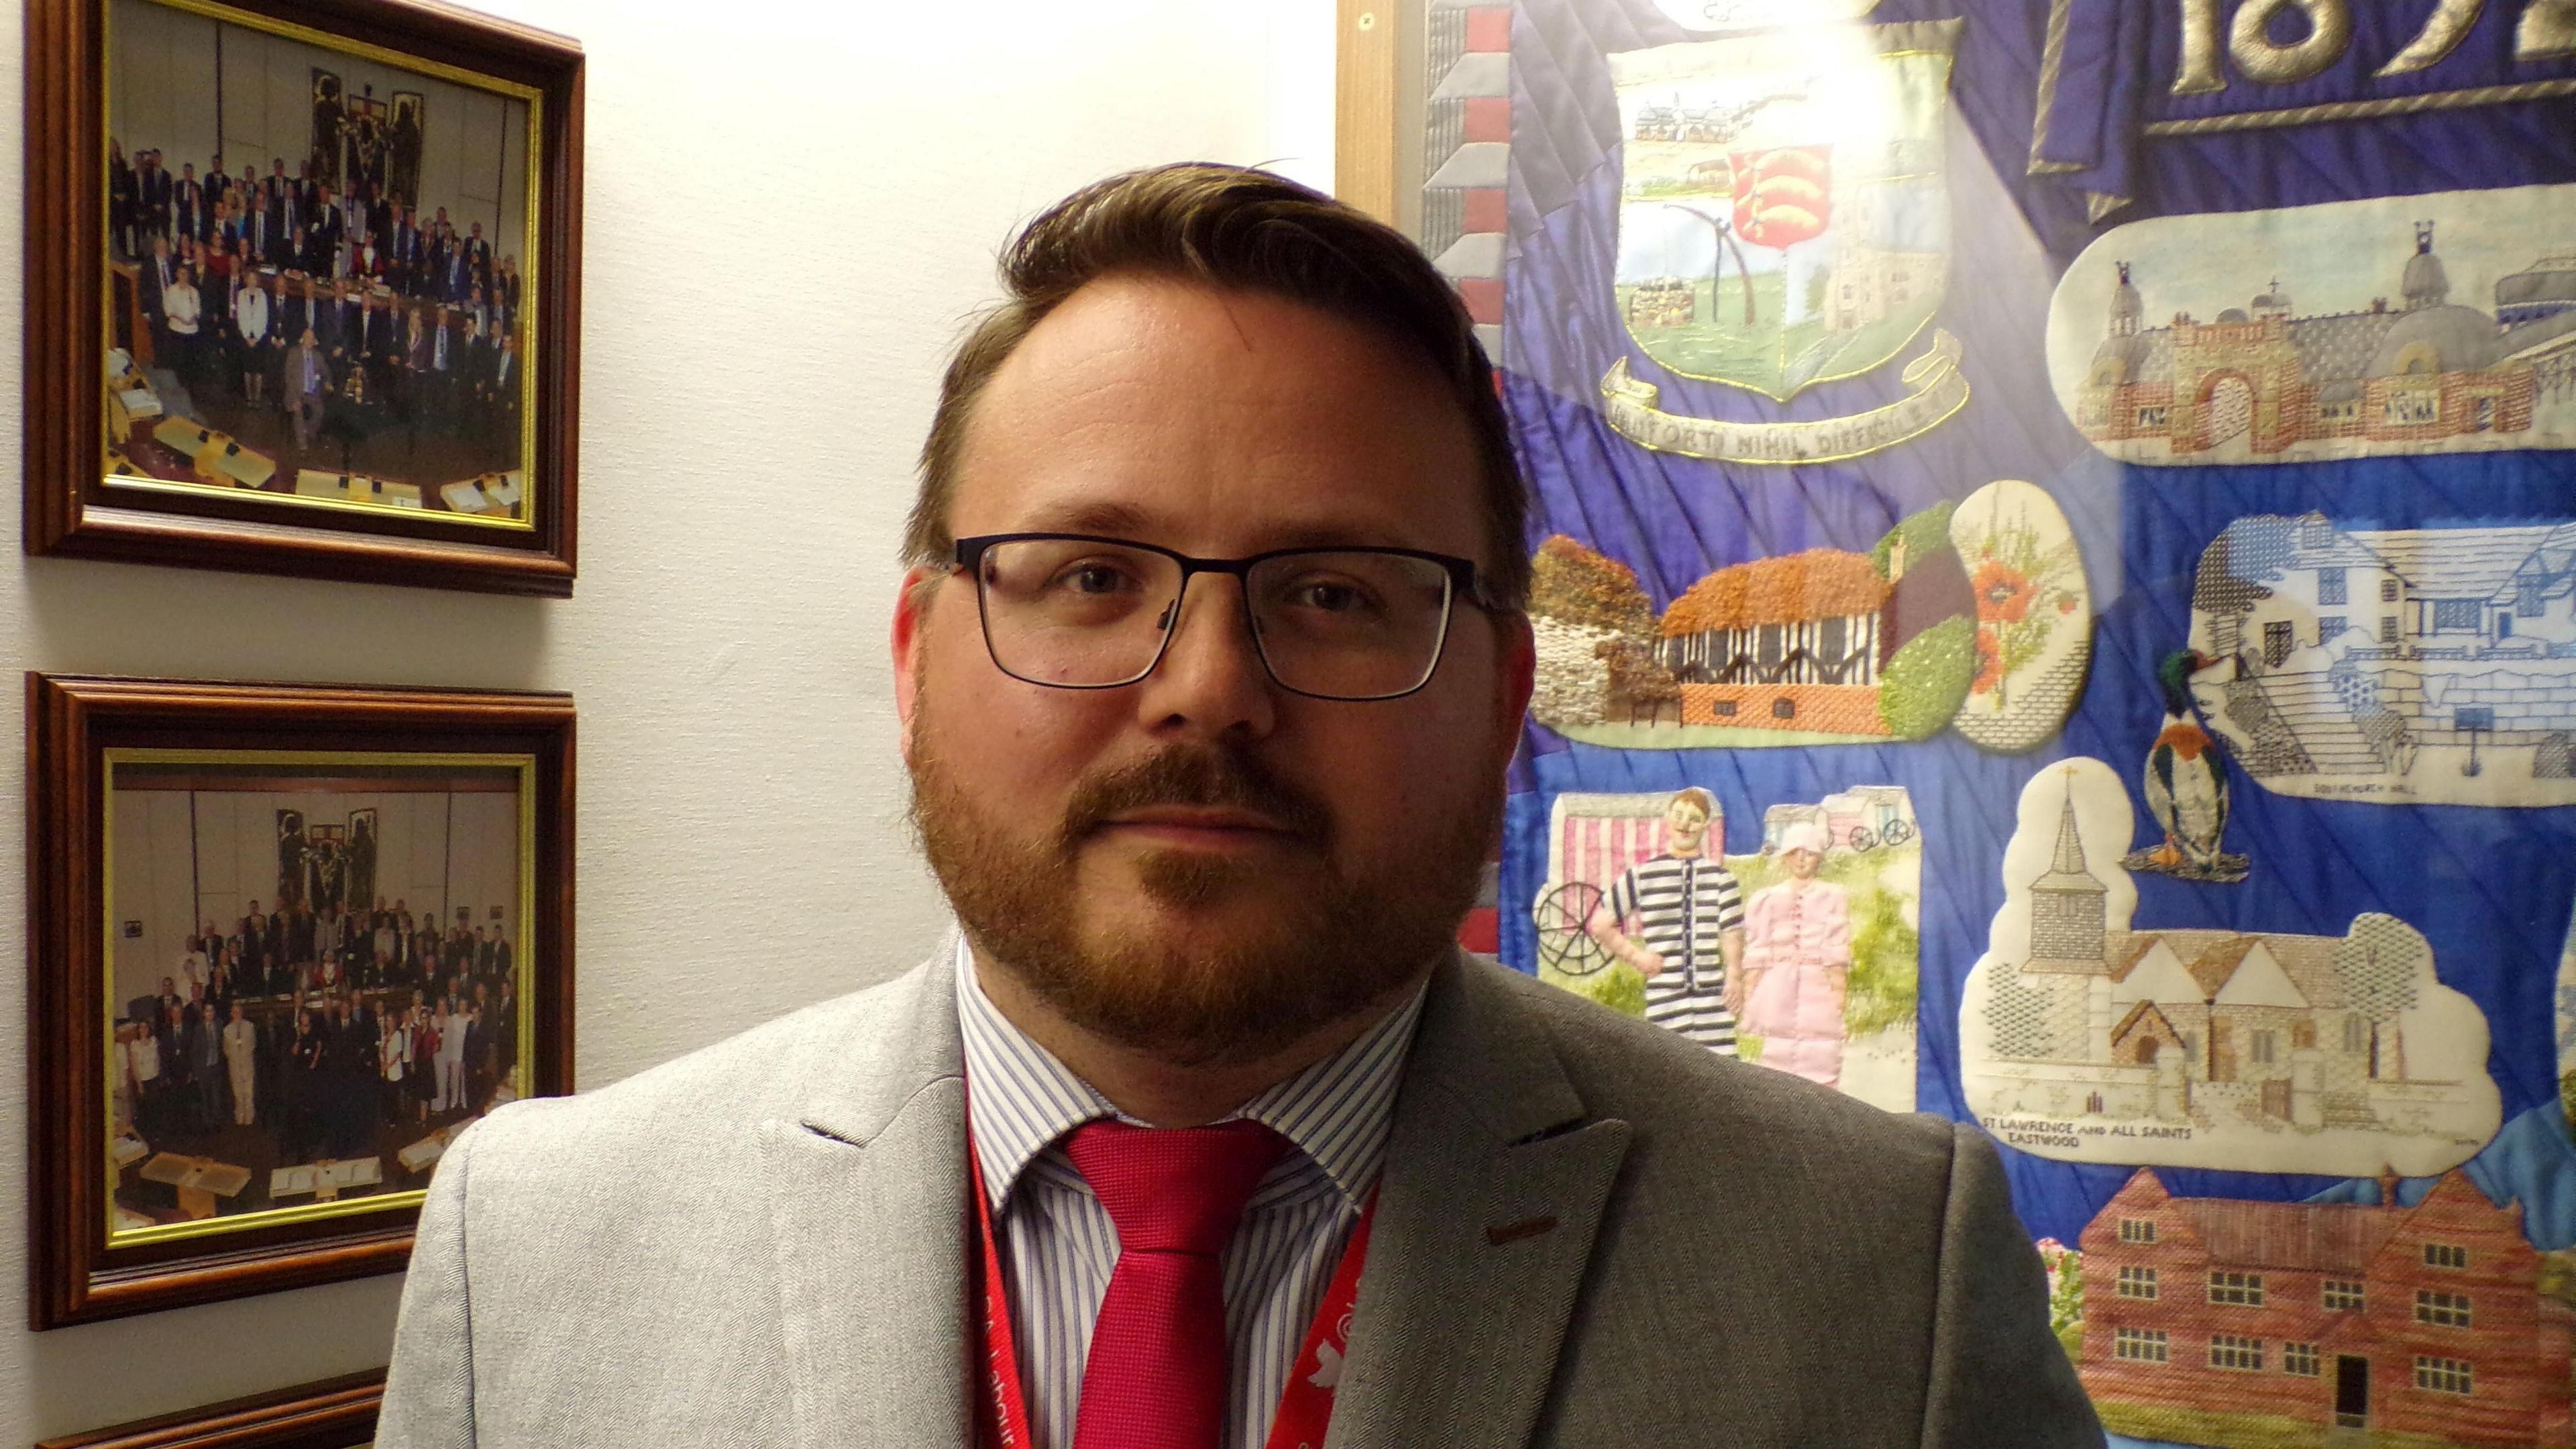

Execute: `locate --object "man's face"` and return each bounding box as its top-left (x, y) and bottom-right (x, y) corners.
top-left (896, 278), bottom-right (1532, 1065)
top-left (1665, 798), bottom-right (1709, 855)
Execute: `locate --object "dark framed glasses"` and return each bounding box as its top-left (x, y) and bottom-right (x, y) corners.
top-left (951, 532), bottom-right (1501, 702)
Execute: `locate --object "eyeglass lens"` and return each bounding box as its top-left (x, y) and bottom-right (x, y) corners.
top-left (973, 538), bottom-right (1456, 699)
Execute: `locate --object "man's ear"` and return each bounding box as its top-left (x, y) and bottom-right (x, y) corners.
top-left (1493, 609), bottom-right (1536, 761)
top-left (890, 565), bottom-right (943, 766)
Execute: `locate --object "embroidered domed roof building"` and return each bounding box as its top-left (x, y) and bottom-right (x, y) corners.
top-left (2072, 219), bottom-right (2576, 457)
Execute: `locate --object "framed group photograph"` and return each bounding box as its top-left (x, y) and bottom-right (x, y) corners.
top-left (28, 674), bottom-right (575, 1329)
top-left (37, 1369), bottom-right (382, 1449)
top-left (24, 0), bottom-right (584, 595)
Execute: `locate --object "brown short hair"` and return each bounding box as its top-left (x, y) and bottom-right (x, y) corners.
top-left (905, 163), bottom-right (1528, 610)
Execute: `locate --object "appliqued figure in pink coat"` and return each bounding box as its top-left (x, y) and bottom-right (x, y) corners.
top-left (1738, 822), bottom-right (1853, 1087)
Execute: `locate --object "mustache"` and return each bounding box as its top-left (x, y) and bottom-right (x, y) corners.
top-left (1061, 745), bottom-right (1334, 847)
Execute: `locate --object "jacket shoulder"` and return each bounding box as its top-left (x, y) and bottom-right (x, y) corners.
top-left (451, 960), bottom-right (947, 1175)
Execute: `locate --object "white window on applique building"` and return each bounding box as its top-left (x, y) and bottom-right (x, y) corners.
top-left (2416, 1289), bottom-right (2473, 1328)
top-left (2210, 1335), bottom-right (2264, 1371)
top-left (2414, 1357), bottom-right (2473, 1396)
top-left (2209, 1271), bottom-right (2264, 1306)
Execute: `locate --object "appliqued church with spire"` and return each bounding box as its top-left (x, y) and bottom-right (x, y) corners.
top-left (1977, 784), bottom-right (2485, 1144)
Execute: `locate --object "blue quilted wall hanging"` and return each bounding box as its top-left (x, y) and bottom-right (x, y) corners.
top-left (1410, 0), bottom-right (2576, 1441)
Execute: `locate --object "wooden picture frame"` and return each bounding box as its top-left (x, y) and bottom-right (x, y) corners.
top-left (25, 0), bottom-right (584, 595)
top-left (37, 1369), bottom-right (383, 1448)
top-left (28, 674), bottom-right (575, 1329)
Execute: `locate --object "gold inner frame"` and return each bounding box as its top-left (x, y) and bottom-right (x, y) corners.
top-left (101, 747), bottom-right (541, 1249)
top-left (98, 0), bottom-right (546, 532)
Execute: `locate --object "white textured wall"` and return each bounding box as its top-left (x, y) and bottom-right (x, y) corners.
top-left (1, 0), bottom-right (1334, 1437)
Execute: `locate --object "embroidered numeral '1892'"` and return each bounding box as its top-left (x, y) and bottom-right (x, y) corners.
top-left (2173, 0), bottom-right (2576, 97)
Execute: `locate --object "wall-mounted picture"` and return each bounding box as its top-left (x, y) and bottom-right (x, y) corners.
top-left (29, 674), bottom-right (574, 1329)
top-left (36, 1369), bottom-right (381, 1449)
top-left (24, 0), bottom-right (584, 595)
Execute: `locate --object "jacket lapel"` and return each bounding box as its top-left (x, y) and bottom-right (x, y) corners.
top-left (1327, 955), bottom-right (1631, 1449)
top-left (761, 959), bottom-right (973, 1449)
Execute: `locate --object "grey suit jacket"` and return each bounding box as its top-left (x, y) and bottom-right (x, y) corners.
top-left (378, 951), bottom-right (2104, 1447)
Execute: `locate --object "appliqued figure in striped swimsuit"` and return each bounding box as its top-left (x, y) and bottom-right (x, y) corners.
top-left (1585, 788), bottom-right (1747, 1055)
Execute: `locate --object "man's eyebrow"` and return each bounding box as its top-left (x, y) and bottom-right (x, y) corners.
top-left (1003, 505), bottom-right (1415, 554)
top-left (1012, 500), bottom-right (1157, 537)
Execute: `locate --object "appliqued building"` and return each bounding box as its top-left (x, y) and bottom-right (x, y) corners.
top-left (2193, 513), bottom-right (2576, 784)
top-left (1978, 787), bottom-right (2483, 1139)
top-left (2079, 1169), bottom-right (2573, 1446)
top-left (2074, 224), bottom-right (2576, 457)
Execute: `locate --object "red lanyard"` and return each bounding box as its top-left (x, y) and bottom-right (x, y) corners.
top-left (967, 1134), bottom-right (1377, 1449)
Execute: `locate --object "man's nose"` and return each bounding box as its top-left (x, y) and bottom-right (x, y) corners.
top-left (1133, 574), bottom-right (1279, 740)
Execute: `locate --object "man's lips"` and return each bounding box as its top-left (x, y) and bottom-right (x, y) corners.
top-left (1096, 807), bottom-right (1304, 846)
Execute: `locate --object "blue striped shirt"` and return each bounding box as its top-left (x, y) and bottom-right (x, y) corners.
top-left (955, 941), bottom-right (1426, 1449)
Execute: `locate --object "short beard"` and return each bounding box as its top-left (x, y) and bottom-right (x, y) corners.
top-left (908, 717), bottom-right (1496, 1066)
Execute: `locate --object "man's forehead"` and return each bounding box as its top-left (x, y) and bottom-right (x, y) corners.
top-left (951, 276), bottom-right (1479, 549)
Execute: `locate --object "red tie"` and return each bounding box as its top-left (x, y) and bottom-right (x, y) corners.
top-left (1065, 1119), bottom-right (1288, 1449)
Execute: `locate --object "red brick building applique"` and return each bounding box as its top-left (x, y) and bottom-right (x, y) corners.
top-left (2078, 1168), bottom-right (2575, 1447)
top-left (2073, 223), bottom-right (2576, 462)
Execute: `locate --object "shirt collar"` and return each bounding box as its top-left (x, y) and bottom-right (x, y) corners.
top-left (955, 938), bottom-right (1426, 1218)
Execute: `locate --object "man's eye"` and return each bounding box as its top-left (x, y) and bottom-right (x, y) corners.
top-left (1058, 564), bottom-right (1134, 594)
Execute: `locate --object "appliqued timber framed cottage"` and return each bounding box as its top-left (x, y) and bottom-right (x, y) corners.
top-left (2079, 1169), bottom-right (2573, 1446)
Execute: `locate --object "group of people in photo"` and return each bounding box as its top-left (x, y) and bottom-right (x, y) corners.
top-left (111, 142), bottom-right (525, 457)
top-left (113, 896), bottom-right (522, 1172)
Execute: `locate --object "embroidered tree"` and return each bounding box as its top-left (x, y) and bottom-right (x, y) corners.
top-left (2333, 913), bottom-right (2430, 1080)
top-left (1530, 535), bottom-right (1656, 637)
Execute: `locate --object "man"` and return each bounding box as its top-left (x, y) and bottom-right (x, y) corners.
top-left (273, 160), bottom-right (303, 260)
top-left (286, 326), bottom-right (329, 450)
top-left (321, 277), bottom-right (355, 362)
top-left (484, 332), bottom-right (521, 448)
top-left (305, 184), bottom-right (343, 276)
top-left (387, 203), bottom-right (419, 295)
top-left (288, 901), bottom-right (318, 971)
top-left (138, 149), bottom-right (171, 243)
top-left (172, 162), bottom-right (205, 244)
top-left (278, 276), bottom-right (323, 361)
top-left (433, 239), bottom-right (472, 305)
top-left (204, 152), bottom-right (231, 215)
top-left (244, 182), bottom-right (276, 268)
top-left (379, 166), bottom-right (2096, 1447)
top-left (138, 234), bottom-right (176, 360)
top-left (425, 304), bottom-right (455, 430)
top-left (223, 1001), bottom-right (260, 1127)
top-left (1584, 787), bottom-right (1748, 1055)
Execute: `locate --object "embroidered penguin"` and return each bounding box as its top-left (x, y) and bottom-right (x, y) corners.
top-left (2123, 649), bottom-right (2249, 883)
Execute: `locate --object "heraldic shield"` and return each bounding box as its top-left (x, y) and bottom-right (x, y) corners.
top-left (1611, 21), bottom-right (1959, 402)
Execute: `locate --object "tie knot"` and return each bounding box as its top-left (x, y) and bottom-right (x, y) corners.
top-left (1063, 1119), bottom-right (1287, 1257)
